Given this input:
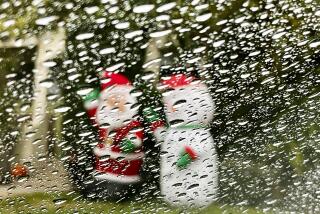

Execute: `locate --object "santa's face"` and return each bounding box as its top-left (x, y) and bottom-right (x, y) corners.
top-left (96, 85), bottom-right (138, 129)
top-left (162, 84), bottom-right (214, 126)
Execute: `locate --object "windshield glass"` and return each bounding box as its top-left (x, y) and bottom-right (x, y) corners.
top-left (0, 0), bottom-right (319, 213)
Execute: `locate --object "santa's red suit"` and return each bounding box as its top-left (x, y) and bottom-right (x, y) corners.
top-left (93, 120), bottom-right (144, 183)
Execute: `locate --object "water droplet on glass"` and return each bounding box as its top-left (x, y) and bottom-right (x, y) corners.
top-left (54, 106), bottom-right (71, 113)
top-left (156, 2), bottom-right (176, 13)
top-left (150, 30), bottom-right (172, 38)
top-left (195, 13), bottom-right (212, 22)
top-left (133, 4), bottom-right (154, 14)
top-left (35, 16), bottom-right (58, 26)
top-left (75, 33), bottom-right (94, 40)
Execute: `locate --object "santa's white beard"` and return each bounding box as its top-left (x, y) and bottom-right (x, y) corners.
top-left (96, 85), bottom-right (138, 130)
top-left (97, 107), bottom-right (137, 130)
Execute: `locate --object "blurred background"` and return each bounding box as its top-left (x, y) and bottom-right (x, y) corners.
top-left (0, 0), bottom-right (319, 213)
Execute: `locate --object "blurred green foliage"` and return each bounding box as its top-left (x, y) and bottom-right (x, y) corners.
top-left (0, 192), bottom-right (265, 214)
top-left (0, 0), bottom-right (319, 208)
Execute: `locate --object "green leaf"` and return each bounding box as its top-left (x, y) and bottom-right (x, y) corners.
top-left (120, 138), bottom-right (136, 153)
top-left (83, 88), bottom-right (100, 102)
top-left (143, 107), bottom-right (161, 123)
top-left (177, 153), bottom-right (192, 169)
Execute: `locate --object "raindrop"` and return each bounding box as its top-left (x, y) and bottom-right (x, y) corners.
top-left (241, 74), bottom-right (250, 79)
top-left (99, 48), bottom-right (116, 55)
top-left (68, 73), bottom-right (80, 81)
top-left (156, 2), bottom-right (176, 13)
top-left (17, 115), bottom-right (31, 122)
top-left (169, 119), bottom-right (185, 127)
top-left (261, 77), bottom-right (275, 84)
top-left (125, 30), bottom-right (143, 39)
top-left (172, 183), bottom-right (183, 187)
top-left (133, 4), bottom-right (154, 14)
top-left (309, 41), bottom-right (320, 48)
top-left (238, 121), bottom-right (249, 126)
top-left (3, 20), bottom-right (15, 27)
top-left (194, 46), bottom-right (206, 53)
top-left (150, 30), bottom-right (172, 38)
top-left (106, 63), bottom-right (125, 71)
top-left (76, 88), bottom-right (94, 96)
top-left (272, 31), bottom-right (287, 39)
top-left (84, 6), bottom-right (99, 14)
top-left (187, 183), bottom-right (199, 190)
top-left (173, 100), bottom-right (187, 109)
top-left (216, 87), bottom-right (228, 92)
top-left (130, 90), bottom-right (143, 97)
top-left (235, 16), bottom-right (246, 24)
top-left (75, 33), bottom-right (94, 40)
top-left (39, 79), bottom-right (54, 88)
top-left (213, 40), bottom-right (225, 48)
top-left (141, 72), bottom-right (155, 80)
top-left (115, 22), bottom-right (130, 30)
top-left (54, 106), bottom-right (71, 113)
top-left (43, 61), bottom-right (57, 68)
top-left (35, 16), bottom-right (58, 25)
top-left (53, 198), bottom-right (67, 206)
top-left (195, 13), bottom-right (212, 22)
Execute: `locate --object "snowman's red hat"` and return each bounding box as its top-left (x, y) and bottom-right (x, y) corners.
top-left (100, 71), bottom-right (131, 90)
top-left (160, 74), bottom-right (196, 89)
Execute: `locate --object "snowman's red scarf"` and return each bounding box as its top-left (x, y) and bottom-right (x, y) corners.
top-left (98, 120), bottom-right (143, 145)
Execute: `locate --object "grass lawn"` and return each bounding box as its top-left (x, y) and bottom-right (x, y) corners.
top-left (0, 192), bottom-right (264, 214)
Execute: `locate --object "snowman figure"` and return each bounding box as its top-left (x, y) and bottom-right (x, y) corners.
top-left (83, 71), bottom-right (144, 198)
top-left (146, 73), bottom-right (218, 207)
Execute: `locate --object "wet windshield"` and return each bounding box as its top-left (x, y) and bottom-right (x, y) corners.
top-left (0, 0), bottom-right (319, 213)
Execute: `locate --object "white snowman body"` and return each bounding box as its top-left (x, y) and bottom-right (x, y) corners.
top-left (159, 80), bottom-right (218, 207)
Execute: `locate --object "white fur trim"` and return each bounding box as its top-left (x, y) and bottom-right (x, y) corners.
top-left (154, 126), bottom-right (166, 142)
top-left (94, 171), bottom-right (141, 183)
top-left (94, 147), bottom-right (144, 160)
top-left (99, 85), bottom-right (133, 100)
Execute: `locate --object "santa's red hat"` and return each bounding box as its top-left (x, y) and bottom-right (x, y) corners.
top-left (160, 74), bottom-right (197, 89)
top-left (100, 71), bottom-right (131, 91)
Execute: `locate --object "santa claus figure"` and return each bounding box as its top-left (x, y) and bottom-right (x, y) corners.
top-left (145, 73), bottom-right (218, 207)
top-left (83, 71), bottom-right (144, 198)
